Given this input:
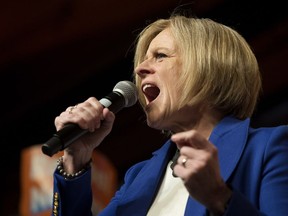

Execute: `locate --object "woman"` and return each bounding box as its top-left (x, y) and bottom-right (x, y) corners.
top-left (51, 15), bottom-right (288, 216)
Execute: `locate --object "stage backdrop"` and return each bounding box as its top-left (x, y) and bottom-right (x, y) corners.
top-left (20, 144), bottom-right (118, 216)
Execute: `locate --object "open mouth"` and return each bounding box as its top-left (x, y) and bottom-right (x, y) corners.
top-left (142, 84), bottom-right (160, 103)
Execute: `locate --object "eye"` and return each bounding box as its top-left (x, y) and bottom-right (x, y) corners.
top-left (155, 52), bottom-right (167, 60)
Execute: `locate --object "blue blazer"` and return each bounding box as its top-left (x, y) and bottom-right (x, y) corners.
top-left (53, 116), bottom-right (288, 215)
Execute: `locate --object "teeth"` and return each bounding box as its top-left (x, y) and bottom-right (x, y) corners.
top-left (143, 84), bottom-right (153, 92)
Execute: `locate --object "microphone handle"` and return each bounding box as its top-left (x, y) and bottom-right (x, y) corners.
top-left (42, 124), bottom-right (88, 157)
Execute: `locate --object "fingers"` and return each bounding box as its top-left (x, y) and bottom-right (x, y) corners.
top-left (171, 130), bottom-right (218, 179)
top-left (55, 97), bottom-right (111, 132)
top-left (66, 104), bottom-right (78, 114)
top-left (171, 130), bottom-right (208, 149)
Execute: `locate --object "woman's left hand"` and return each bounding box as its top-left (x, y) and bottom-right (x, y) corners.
top-left (171, 130), bottom-right (232, 215)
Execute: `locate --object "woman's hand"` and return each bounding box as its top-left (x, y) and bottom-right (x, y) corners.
top-left (171, 130), bottom-right (232, 215)
top-left (55, 97), bottom-right (115, 173)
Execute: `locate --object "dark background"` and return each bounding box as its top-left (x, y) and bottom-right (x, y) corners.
top-left (1, 0), bottom-right (287, 215)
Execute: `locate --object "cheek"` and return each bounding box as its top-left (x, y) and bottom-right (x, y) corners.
top-left (165, 84), bottom-right (179, 106)
top-left (168, 78), bottom-right (183, 106)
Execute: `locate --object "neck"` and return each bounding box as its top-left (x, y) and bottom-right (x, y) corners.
top-left (172, 107), bottom-right (224, 139)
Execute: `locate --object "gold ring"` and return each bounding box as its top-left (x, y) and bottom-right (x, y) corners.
top-left (182, 157), bottom-right (187, 167)
top-left (68, 107), bottom-right (74, 114)
top-left (68, 105), bottom-right (77, 114)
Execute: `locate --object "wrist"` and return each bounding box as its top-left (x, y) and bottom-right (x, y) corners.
top-left (63, 149), bottom-right (93, 173)
top-left (57, 156), bottom-right (92, 180)
top-left (209, 184), bottom-right (232, 216)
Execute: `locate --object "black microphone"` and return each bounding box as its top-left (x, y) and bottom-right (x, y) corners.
top-left (41, 80), bottom-right (138, 157)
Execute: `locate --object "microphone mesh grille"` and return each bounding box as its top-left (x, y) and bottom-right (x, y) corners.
top-left (113, 81), bottom-right (138, 107)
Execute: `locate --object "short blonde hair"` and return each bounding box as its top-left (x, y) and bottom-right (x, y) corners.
top-left (133, 15), bottom-right (262, 119)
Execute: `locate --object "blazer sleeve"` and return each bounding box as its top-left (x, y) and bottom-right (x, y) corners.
top-left (52, 168), bottom-right (93, 216)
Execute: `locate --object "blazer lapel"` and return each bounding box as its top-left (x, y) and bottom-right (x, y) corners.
top-left (184, 117), bottom-right (250, 215)
top-left (211, 117), bottom-right (249, 181)
top-left (117, 141), bottom-right (176, 215)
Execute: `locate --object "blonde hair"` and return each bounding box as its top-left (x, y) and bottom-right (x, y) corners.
top-left (133, 15), bottom-right (262, 119)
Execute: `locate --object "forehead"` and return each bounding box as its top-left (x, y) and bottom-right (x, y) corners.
top-left (148, 28), bottom-right (176, 51)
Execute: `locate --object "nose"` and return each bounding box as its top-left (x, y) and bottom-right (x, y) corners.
top-left (134, 59), bottom-right (154, 78)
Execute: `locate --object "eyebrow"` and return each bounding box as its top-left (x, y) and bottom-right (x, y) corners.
top-left (146, 47), bottom-right (175, 56)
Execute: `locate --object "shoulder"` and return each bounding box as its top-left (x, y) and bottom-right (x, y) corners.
top-left (247, 125), bottom-right (288, 162)
top-left (248, 124), bottom-right (288, 143)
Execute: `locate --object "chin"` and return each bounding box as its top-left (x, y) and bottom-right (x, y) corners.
top-left (146, 115), bottom-right (156, 128)
top-left (146, 115), bottom-right (163, 130)
top-left (147, 122), bottom-right (161, 130)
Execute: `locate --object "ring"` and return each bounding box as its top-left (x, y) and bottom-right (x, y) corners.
top-left (181, 157), bottom-right (187, 167)
top-left (68, 107), bottom-right (74, 114)
top-left (68, 105), bottom-right (77, 114)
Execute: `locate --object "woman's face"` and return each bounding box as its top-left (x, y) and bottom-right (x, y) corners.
top-left (135, 28), bottom-right (190, 131)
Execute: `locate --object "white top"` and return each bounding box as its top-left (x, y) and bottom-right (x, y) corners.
top-left (147, 161), bottom-right (189, 216)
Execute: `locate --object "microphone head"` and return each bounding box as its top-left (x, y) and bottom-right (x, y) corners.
top-left (113, 80), bottom-right (138, 107)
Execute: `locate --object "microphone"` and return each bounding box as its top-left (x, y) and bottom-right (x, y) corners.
top-left (41, 80), bottom-right (138, 157)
